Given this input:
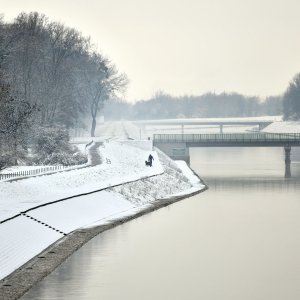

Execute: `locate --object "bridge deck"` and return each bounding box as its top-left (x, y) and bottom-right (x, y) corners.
top-left (153, 133), bottom-right (300, 147)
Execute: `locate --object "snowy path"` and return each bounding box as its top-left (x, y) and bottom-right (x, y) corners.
top-left (88, 142), bottom-right (103, 166)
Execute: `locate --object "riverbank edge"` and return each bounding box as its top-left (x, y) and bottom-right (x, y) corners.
top-left (0, 173), bottom-right (208, 300)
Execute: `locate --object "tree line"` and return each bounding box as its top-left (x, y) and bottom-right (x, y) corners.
top-left (0, 12), bottom-right (127, 169)
top-left (103, 74), bottom-right (300, 121)
top-left (103, 92), bottom-right (283, 120)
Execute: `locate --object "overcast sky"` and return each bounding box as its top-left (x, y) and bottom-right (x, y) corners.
top-left (1, 0), bottom-right (300, 101)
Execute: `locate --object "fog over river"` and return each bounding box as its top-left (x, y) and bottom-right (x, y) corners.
top-left (22, 146), bottom-right (300, 300)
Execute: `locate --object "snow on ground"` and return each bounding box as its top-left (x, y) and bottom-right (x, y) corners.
top-left (27, 191), bottom-right (135, 234)
top-left (0, 139), bottom-right (205, 281)
top-left (111, 156), bottom-right (192, 205)
top-left (0, 141), bottom-right (163, 222)
top-left (74, 143), bottom-right (89, 155)
top-left (135, 116), bottom-right (282, 124)
top-left (0, 216), bottom-right (63, 280)
top-left (262, 121), bottom-right (300, 133)
top-left (117, 139), bottom-right (153, 151)
top-left (0, 166), bottom-right (47, 173)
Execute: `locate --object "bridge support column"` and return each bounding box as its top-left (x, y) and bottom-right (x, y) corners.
top-left (181, 124), bottom-right (184, 135)
top-left (284, 146), bottom-right (291, 178)
top-left (154, 142), bottom-right (190, 165)
top-left (220, 124), bottom-right (223, 134)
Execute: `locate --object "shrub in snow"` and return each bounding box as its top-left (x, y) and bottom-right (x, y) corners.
top-left (0, 153), bottom-right (14, 171)
top-left (32, 127), bottom-right (87, 166)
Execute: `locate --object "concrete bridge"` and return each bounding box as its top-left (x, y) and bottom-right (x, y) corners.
top-left (135, 117), bottom-right (278, 134)
top-left (153, 133), bottom-right (300, 178)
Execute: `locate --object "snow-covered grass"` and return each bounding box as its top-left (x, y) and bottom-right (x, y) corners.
top-left (262, 121), bottom-right (300, 133)
top-left (111, 151), bottom-right (193, 205)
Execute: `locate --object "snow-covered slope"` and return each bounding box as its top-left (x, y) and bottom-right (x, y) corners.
top-left (0, 142), bottom-right (163, 222)
top-left (262, 121), bottom-right (300, 133)
top-left (0, 216), bottom-right (63, 280)
top-left (26, 191), bottom-right (136, 234)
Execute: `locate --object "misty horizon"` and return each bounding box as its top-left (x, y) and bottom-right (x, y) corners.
top-left (2, 0), bottom-right (300, 102)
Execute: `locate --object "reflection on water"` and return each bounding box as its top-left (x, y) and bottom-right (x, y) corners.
top-left (206, 177), bottom-right (300, 192)
top-left (21, 147), bottom-right (300, 300)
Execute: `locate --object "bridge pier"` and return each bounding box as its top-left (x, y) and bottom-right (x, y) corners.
top-left (220, 124), bottom-right (223, 134)
top-left (284, 146), bottom-right (291, 178)
top-left (154, 142), bottom-right (190, 165)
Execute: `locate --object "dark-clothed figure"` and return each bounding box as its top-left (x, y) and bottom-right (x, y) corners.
top-left (148, 154), bottom-right (154, 167)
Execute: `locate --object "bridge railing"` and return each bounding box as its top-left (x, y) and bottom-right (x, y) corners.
top-left (153, 133), bottom-right (300, 143)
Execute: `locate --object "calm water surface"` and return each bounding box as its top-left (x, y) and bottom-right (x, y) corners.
top-left (22, 147), bottom-right (300, 300)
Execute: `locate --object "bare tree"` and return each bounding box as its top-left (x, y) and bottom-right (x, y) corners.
top-left (82, 53), bottom-right (128, 137)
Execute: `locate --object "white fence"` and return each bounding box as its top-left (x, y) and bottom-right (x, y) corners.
top-left (0, 164), bottom-right (87, 181)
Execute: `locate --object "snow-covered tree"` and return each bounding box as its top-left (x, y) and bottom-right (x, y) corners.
top-left (32, 127), bottom-right (87, 165)
top-left (0, 82), bottom-right (37, 167)
top-left (283, 73), bottom-right (300, 120)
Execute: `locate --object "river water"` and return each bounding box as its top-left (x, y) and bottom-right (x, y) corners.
top-left (22, 147), bottom-right (300, 300)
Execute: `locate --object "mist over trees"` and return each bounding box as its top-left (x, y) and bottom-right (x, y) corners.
top-left (283, 73), bottom-right (300, 120)
top-left (0, 12), bottom-right (127, 167)
top-left (103, 92), bottom-right (283, 120)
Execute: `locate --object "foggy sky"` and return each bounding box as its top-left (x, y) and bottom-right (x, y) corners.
top-left (1, 0), bottom-right (300, 101)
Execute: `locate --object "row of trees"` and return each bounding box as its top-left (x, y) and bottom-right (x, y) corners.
top-left (103, 92), bottom-right (283, 120)
top-left (0, 12), bottom-right (127, 168)
top-left (103, 73), bottom-right (300, 121)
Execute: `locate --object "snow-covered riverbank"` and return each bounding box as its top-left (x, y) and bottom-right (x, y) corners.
top-left (0, 141), bottom-right (205, 282)
top-left (262, 121), bottom-right (300, 133)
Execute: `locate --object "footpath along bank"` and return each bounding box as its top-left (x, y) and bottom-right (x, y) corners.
top-left (0, 139), bottom-right (206, 300)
